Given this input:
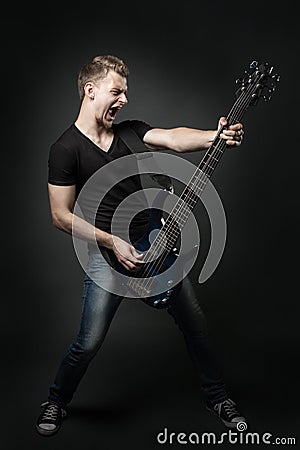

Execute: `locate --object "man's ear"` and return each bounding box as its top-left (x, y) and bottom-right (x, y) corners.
top-left (84, 82), bottom-right (95, 100)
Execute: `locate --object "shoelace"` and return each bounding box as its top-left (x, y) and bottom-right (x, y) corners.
top-left (41, 403), bottom-right (60, 421)
top-left (218, 399), bottom-right (239, 418)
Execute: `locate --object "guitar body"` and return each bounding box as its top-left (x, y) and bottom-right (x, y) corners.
top-left (115, 196), bottom-right (181, 309)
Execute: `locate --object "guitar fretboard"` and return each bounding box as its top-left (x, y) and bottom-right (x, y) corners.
top-left (144, 71), bottom-right (261, 260)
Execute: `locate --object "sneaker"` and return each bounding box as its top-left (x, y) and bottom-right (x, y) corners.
top-left (36, 401), bottom-right (67, 436)
top-left (206, 398), bottom-right (246, 428)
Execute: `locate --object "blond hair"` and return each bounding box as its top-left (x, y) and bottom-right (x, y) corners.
top-left (77, 55), bottom-right (129, 100)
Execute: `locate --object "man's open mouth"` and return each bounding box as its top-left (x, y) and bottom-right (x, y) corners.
top-left (106, 106), bottom-right (121, 121)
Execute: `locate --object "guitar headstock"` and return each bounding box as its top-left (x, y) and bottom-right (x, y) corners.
top-left (236, 61), bottom-right (280, 106)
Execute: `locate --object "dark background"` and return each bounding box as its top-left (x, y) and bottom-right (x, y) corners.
top-left (2, 1), bottom-right (299, 449)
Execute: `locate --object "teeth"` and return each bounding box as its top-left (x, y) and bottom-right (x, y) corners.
top-left (107, 106), bottom-right (122, 118)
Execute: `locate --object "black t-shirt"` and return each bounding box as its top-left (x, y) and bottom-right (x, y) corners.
top-left (48, 120), bottom-right (153, 243)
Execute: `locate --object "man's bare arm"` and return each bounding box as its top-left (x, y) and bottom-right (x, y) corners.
top-left (47, 183), bottom-right (144, 271)
top-left (143, 117), bottom-right (243, 152)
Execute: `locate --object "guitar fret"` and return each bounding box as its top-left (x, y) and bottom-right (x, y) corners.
top-left (208, 154), bottom-right (219, 162)
top-left (206, 163), bottom-right (215, 171)
top-left (148, 167), bottom-right (212, 254)
top-left (148, 164), bottom-right (221, 254)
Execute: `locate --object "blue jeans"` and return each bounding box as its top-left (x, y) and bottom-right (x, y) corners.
top-left (49, 252), bottom-right (227, 407)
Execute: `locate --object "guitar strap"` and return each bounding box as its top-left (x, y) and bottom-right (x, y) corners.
top-left (117, 123), bottom-right (174, 193)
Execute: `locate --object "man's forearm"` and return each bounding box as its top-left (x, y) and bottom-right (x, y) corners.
top-left (53, 211), bottom-right (114, 249)
top-left (170, 127), bottom-right (216, 152)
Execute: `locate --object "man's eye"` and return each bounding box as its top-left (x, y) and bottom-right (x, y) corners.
top-left (112, 90), bottom-right (120, 95)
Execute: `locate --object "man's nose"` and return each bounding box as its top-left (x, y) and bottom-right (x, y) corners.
top-left (119, 92), bottom-right (128, 105)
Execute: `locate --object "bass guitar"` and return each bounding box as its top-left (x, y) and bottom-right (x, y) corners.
top-left (109, 61), bottom-right (279, 308)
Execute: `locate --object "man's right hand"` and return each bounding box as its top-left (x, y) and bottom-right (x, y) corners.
top-left (111, 236), bottom-right (145, 271)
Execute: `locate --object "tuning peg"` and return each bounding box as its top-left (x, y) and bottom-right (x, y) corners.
top-left (236, 76), bottom-right (248, 86)
top-left (250, 60), bottom-right (258, 69)
top-left (272, 74), bottom-right (280, 82)
top-left (263, 95), bottom-right (271, 101)
top-left (268, 84), bottom-right (276, 93)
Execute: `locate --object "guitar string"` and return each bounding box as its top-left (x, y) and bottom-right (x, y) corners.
top-left (127, 70), bottom-right (262, 295)
top-left (128, 122), bottom-right (246, 296)
top-left (139, 76), bottom-right (259, 273)
top-left (128, 71), bottom-right (260, 295)
top-left (151, 72), bottom-right (262, 249)
top-left (131, 74), bottom-right (259, 294)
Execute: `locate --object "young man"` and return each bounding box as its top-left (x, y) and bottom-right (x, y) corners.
top-left (36, 55), bottom-right (245, 436)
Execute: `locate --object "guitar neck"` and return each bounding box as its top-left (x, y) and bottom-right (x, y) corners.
top-left (145, 77), bottom-right (258, 258)
top-left (188, 99), bottom-right (247, 195)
